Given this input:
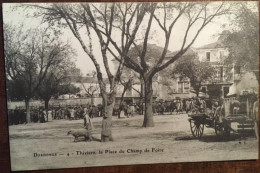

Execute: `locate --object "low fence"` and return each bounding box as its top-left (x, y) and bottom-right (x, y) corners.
top-left (7, 97), bottom-right (103, 109)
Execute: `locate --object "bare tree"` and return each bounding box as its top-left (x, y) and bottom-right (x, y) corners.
top-left (81, 82), bottom-right (99, 104)
top-left (26, 2), bottom-right (230, 129)
top-left (119, 78), bottom-right (132, 105)
top-left (80, 71), bottom-right (99, 104)
top-left (4, 24), bottom-right (74, 122)
top-left (27, 3), bottom-right (151, 141)
top-left (118, 65), bottom-right (143, 105)
top-left (113, 2), bottom-right (230, 127)
top-left (37, 56), bottom-right (76, 110)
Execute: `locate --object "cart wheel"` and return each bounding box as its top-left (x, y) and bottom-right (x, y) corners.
top-left (190, 119), bottom-right (204, 139)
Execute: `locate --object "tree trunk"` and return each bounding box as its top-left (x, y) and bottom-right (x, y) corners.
top-left (101, 92), bottom-right (115, 142)
top-left (140, 78), bottom-right (144, 115)
top-left (120, 87), bottom-right (127, 106)
top-left (195, 83), bottom-right (201, 97)
top-left (25, 98), bottom-right (31, 123)
top-left (90, 96), bottom-right (94, 105)
top-left (142, 77), bottom-right (154, 127)
top-left (44, 99), bottom-right (50, 110)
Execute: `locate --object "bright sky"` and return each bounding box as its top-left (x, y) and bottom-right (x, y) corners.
top-left (2, 2), bottom-right (258, 76)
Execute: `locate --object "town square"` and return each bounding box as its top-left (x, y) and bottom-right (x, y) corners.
top-left (3, 1), bottom-right (258, 171)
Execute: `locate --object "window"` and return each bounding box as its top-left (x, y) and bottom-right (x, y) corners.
top-left (206, 52), bottom-right (210, 61)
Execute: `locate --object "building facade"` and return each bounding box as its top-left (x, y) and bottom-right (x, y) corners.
top-left (69, 37), bottom-right (258, 103)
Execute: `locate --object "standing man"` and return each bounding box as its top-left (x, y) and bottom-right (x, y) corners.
top-left (47, 109), bottom-right (52, 121)
top-left (83, 107), bottom-right (93, 141)
top-left (185, 99), bottom-right (191, 113)
top-left (39, 107), bottom-right (45, 123)
top-left (130, 103), bottom-right (135, 117)
top-left (70, 107), bottom-right (75, 120)
top-left (43, 109), bottom-right (47, 122)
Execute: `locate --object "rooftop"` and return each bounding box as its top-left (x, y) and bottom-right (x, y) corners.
top-left (166, 47), bottom-right (197, 58)
top-left (67, 76), bottom-right (109, 84)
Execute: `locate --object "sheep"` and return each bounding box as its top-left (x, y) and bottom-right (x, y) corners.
top-left (67, 129), bottom-right (91, 142)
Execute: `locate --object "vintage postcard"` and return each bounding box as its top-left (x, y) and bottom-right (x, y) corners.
top-left (3, 1), bottom-right (259, 171)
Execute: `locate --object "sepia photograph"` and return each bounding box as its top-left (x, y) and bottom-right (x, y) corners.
top-left (2, 1), bottom-right (259, 171)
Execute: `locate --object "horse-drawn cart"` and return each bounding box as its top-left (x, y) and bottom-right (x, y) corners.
top-left (188, 96), bottom-right (258, 139)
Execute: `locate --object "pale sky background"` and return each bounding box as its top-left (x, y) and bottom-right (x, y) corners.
top-left (2, 2), bottom-right (258, 76)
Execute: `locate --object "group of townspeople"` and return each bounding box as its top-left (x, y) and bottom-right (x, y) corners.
top-left (8, 97), bottom-right (244, 125)
top-left (8, 104), bottom-right (103, 125)
top-left (111, 97), bottom-right (210, 117)
top-left (113, 103), bottom-right (135, 118)
top-left (152, 97), bottom-right (209, 115)
top-left (153, 97), bottom-right (245, 119)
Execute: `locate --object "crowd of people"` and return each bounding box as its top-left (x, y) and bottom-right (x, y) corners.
top-left (111, 97), bottom-right (212, 118)
top-left (8, 97), bottom-right (244, 125)
top-left (117, 103), bottom-right (135, 118)
top-left (152, 97), bottom-right (247, 118)
top-left (8, 103), bottom-right (103, 125)
top-left (152, 97), bottom-right (209, 115)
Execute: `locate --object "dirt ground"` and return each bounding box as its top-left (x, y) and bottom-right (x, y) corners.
top-left (8, 113), bottom-right (258, 171)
